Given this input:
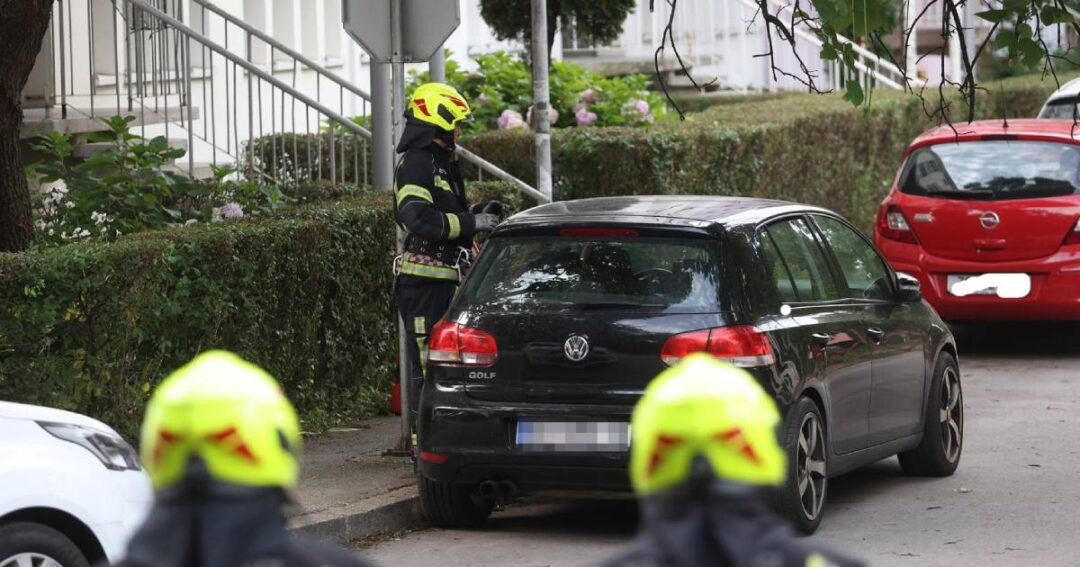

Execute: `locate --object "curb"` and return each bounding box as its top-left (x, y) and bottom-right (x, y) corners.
top-left (289, 485), bottom-right (423, 543)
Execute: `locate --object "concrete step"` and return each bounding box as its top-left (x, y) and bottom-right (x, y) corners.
top-left (72, 137), bottom-right (190, 159)
top-left (20, 96), bottom-right (200, 139)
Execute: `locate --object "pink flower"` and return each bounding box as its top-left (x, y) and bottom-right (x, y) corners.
top-left (526, 105), bottom-right (559, 128)
top-left (572, 102), bottom-right (587, 114)
top-left (575, 109), bottom-right (598, 127)
top-left (497, 109), bottom-right (525, 130)
top-left (579, 89), bottom-right (600, 104)
top-left (634, 99), bottom-right (650, 115)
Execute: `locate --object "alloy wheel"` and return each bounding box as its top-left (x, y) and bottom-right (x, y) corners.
top-left (939, 366), bottom-right (963, 463)
top-left (796, 412), bottom-right (827, 521)
top-left (0, 552), bottom-right (64, 567)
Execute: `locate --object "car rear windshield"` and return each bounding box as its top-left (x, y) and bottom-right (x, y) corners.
top-left (459, 236), bottom-right (722, 312)
top-left (1039, 99), bottom-right (1079, 119)
top-left (900, 140), bottom-right (1080, 201)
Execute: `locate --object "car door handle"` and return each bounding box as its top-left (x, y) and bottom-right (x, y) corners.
top-left (867, 327), bottom-right (885, 343)
top-left (810, 333), bottom-right (832, 347)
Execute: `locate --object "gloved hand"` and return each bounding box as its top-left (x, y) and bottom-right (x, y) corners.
top-left (473, 213), bottom-right (500, 233)
top-left (483, 200), bottom-right (511, 217)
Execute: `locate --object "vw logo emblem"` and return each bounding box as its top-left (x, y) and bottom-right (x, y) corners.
top-left (980, 211), bottom-right (1000, 230)
top-left (563, 335), bottom-right (590, 362)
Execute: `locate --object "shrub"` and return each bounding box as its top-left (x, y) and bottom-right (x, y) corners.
top-left (0, 195), bottom-right (398, 438)
top-left (27, 116), bottom-right (298, 246)
top-left (406, 51), bottom-right (668, 132)
top-left (243, 131), bottom-right (371, 189)
top-left (459, 72), bottom-right (1076, 231)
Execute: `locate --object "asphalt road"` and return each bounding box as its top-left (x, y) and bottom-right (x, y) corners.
top-left (363, 323), bottom-right (1080, 567)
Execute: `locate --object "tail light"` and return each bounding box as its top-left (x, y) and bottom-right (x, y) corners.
top-left (428, 321), bottom-right (498, 367)
top-left (660, 326), bottom-right (775, 368)
top-left (1064, 218), bottom-right (1080, 245)
top-left (876, 204), bottom-right (918, 244)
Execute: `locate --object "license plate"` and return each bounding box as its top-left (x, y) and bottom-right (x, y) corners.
top-left (515, 421), bottom-right (630, 452)
top-left (947, 273), bottom-right (1031, 298)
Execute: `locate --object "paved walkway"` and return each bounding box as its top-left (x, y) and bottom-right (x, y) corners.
top-left (288, 416), bottom-right (421, 542)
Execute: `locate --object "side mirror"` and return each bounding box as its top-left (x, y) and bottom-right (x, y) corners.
top-left (896, 272), bottom-right (922, 303)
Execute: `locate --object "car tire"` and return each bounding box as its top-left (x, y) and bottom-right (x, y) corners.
top-left (0, 522), bottom-right (90, 567)
top-left (418, 476), bottom-right (494, 529)
top-left (777, 397), bottom-right (828, 535)
top-left (899, 352), bottom-right (963, 477)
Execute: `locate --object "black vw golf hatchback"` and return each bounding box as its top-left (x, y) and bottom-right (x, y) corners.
top-left (417, 196), bottom-right (962, 534)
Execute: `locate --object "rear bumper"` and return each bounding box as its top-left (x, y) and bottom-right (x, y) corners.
top-left (417, 384), bottom-right (632, 493)
top-left (876, 237), bottom-right (1080, 321)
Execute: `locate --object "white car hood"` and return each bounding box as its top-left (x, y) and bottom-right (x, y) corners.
top-left (0, 401), bottom-right (118, 435)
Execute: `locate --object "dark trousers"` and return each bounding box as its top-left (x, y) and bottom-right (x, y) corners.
top-left (396, 281), bottom-right (457, 430)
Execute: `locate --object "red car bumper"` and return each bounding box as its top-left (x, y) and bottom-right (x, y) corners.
top-left (876, 238), bottom-right (1080, 322)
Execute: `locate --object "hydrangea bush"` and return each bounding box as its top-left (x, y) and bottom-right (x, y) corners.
top-left (406, 51), bottom-right (668, 132)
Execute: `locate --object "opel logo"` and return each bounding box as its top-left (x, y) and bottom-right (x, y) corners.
top-left (980, 211), bottom-right (1000, 230)
top-left (563, 335), bottom-right (590, 362)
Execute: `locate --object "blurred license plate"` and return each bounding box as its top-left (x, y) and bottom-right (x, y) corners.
top-left (947, 273), bottom-right (1031, 298)
top-left (515, 421), bottom-right (630, 452)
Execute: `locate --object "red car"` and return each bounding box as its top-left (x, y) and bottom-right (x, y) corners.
top-left (875, 119), bottom-right (1080, 322)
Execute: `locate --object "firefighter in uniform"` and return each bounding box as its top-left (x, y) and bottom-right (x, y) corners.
top-left (393, 83), bottom-right (503, 436)
top-left (112, 351), bottom-right (376, 567)
top-left (606, 354), bottom-right (866, 567)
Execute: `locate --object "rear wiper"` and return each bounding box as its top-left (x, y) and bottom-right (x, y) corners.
top-left (925, 189), bottom-right (995, 200)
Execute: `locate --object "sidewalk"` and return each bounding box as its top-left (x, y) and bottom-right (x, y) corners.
top-left (287, 416), bottom-right (422, 543)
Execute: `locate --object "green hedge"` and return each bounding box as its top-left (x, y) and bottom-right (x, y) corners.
top-left (0, 194), bottom-right (398, 437)
top-left (460, 73), bottom-right (1074, 230)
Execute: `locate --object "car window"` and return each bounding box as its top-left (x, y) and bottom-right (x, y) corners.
top-left (812, 215), bottom-right (893, 301)
top-left (758, 230), bottom-right (799, 304)
top-left (900, 141), bottom-right (1080, 201)
top-left (763, 218), bottom-right (840, 302)
top-left (459, 236), bottom-right (722, 313)
top-left (1040, 99), bottom-right (1079, 119)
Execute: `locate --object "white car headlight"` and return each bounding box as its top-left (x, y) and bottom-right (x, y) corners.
top-left (37, 421), bottom-right (142, 471)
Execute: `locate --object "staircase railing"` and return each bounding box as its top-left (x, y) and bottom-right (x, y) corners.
top-left (39, 0), bottom-right (544, 200)
top-left (735, 0), bottom-right (925, 92)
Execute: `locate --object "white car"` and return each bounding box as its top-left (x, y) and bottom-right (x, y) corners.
top-left (0, 402), bottom-right (152, 567)
top-left (1038, 77), bottom-right (1080, 118)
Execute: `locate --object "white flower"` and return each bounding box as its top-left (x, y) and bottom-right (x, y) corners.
top-left (212, 202), bottom-right (245, 222)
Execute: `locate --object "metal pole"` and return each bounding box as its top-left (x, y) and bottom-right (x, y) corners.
top-left (390, 0), bottom-right (411, 452)
top-left (962, 0), bottom-right (977, 84)
top-left (429, 45), bottom-right (446, 83)
top-left (531, 0), bottom-right (553, 202)
top-left (905, 0), bottom-right (919, 82)
top-left (371, 63), bottom-right (393, 190)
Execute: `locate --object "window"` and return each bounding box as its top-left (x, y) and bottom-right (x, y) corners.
top-left (900, 141), bottom-right (1080, 201)
top-left (759, 231), bottom-right (799, 304)
top-left (459, 237), bottom-right (722, 313)
top-left (763, 218), bottom-right (840, 302)
top-left (812, 216), bottom-right (892, 301)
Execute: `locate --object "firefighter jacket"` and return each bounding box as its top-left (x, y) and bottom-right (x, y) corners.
top-left (604, 489), bottom-right (866, 567)
top-left (394, 141), bottom-right (479, 285)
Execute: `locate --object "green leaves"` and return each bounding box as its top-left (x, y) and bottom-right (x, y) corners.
top-left (844, 80), bottom-right (866, 106)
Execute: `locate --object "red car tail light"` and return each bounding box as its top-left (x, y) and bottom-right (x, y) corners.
top-left (428, 321), bottom-right (499, 367)
top-left (876, 204), bottom-right (919, 244)
top-left (660, 326), bottom-right (776, 368)
top-left (1064, 218), bottom-right (1080, 246)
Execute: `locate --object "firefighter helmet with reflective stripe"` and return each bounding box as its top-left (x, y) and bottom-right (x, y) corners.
top-left (140, 350), bottom-right (301, 490)
top-left (630, 353), bottom-right (785, 494)
top-left (407, 82), bottom-right (471, 132)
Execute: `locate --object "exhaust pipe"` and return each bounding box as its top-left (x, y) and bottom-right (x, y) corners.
top-left (496, 479), bottom-right (519, 499)
top-left (478, 480), bottom-right (498, 498)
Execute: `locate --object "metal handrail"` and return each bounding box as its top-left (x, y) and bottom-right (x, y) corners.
top-left (745, 0), bottom-right (926, 91)
top-left (188, 0), bottom-right (371, 102)
top-left (185, 0), bottom-right (545, 202)
top-left (127, 0), bottom-right (371, 140)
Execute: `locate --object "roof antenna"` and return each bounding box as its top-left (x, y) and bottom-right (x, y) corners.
top-left (1000, 78), bottom-right (1009, 129)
